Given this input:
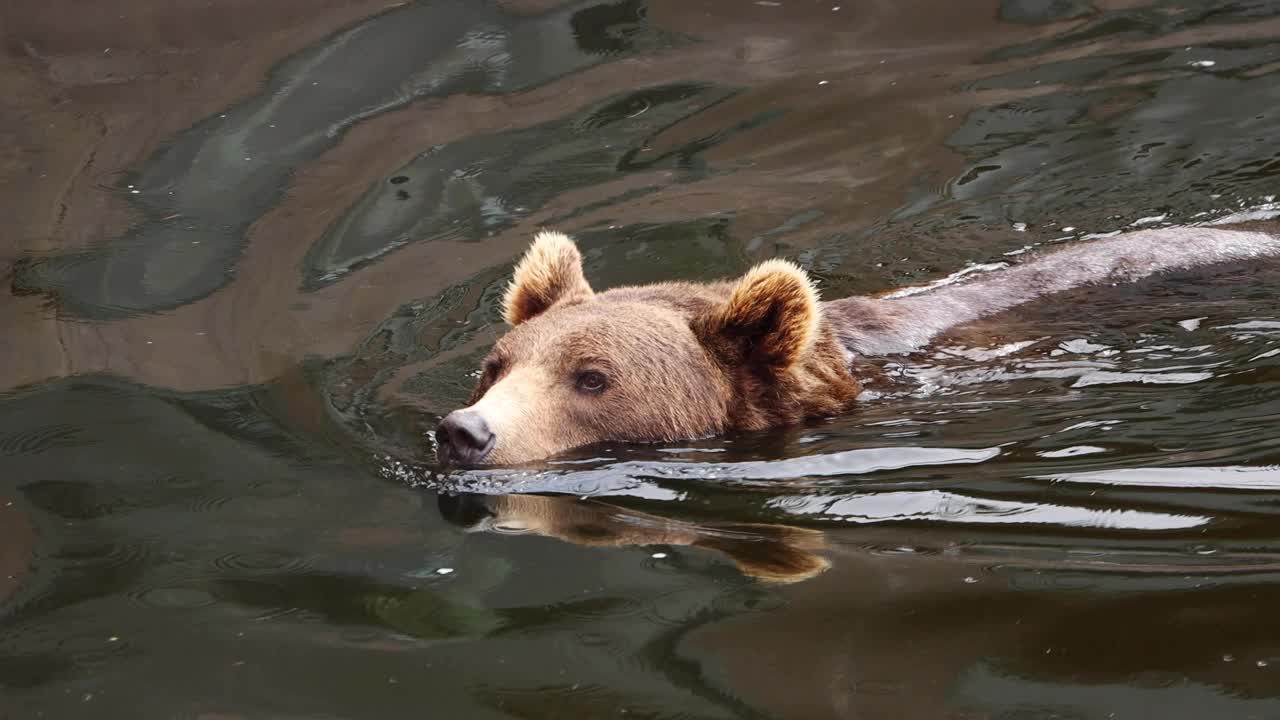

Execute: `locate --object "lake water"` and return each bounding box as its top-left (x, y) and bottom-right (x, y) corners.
top-left (4, 1), bottom-right (1280, 717)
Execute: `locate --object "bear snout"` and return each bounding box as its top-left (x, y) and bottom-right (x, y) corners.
top-left (435, 410), bottom-right (496, 466)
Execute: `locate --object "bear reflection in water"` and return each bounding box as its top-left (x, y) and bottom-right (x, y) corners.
top-left (436, 227), bottom-right (1280, 466)
top-left (438, 493), bottom-right (829, 584)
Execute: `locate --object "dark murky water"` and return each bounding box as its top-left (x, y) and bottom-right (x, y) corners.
top-left (4, 0), bottom-right (1280, 717)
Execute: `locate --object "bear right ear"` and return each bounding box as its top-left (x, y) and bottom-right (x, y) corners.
top-left (694, 259), bottom-right (822, 371)
top-left (502, 231), bottom-right (594, 326)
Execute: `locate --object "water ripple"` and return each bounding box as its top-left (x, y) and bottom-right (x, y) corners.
top-left (767, 489), bottom-right (1209, 530)
top-left (399, 445), bottom-right (1000, 496)
top-left (1033, 465), bottom-right (1280, 490)
top-left (0, 424), bottom-right (85, 456)
top-left (210, 550), bottom-right (311, 576)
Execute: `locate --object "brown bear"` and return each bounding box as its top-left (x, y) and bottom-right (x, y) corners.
top-left (435, 226), bottom-right (1280, 466)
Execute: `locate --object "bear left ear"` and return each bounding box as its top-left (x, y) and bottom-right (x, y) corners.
top-left (502, 230), bottom-right (595, 325)
top-left (695, 259), bottom-right (822, 371)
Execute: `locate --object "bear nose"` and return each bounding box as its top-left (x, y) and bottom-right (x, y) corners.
top-left (435, 410), bottom-right (496, 466)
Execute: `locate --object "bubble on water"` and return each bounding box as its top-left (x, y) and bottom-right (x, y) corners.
top-left (651, 552), bottom-right (668, 559)
top-left (1188, 60), bottom-right (1216, 68)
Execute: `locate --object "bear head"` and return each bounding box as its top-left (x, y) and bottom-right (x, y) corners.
top-left (434, 230), bottom-right (860, 466)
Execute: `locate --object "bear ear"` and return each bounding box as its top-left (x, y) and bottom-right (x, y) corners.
top-left (502, 230), bottom-right (594, 326)
top-left (695, 259), bottom-right (821, 370)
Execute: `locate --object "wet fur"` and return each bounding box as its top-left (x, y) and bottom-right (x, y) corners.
top-left (828, 226), bottom-right (1280, 356)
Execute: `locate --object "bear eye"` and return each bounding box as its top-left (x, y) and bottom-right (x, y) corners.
top-left (574, 370), bottom-right (608, 395)
top-left (481, 358), bottom-right (505, 382)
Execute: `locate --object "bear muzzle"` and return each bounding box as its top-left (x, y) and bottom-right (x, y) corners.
top-left (435, 409), bottom-right (496, 466)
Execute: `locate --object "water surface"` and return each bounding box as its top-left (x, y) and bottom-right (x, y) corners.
top-left (4, 0), bottom-right (1280, 717)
